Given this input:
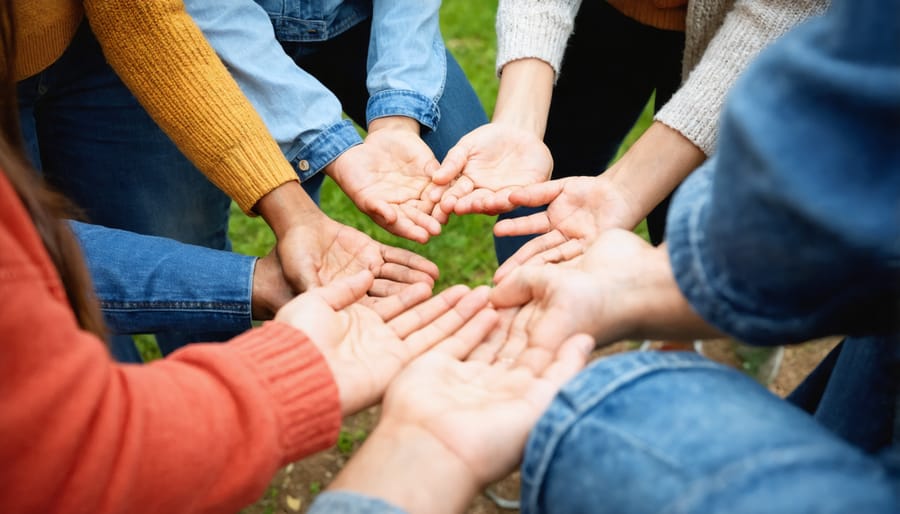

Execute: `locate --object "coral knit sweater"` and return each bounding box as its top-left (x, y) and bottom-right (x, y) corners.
top-left (0, 171), bottom-right (341, 513)
top-left (11, 0), bottom-right (299, 213)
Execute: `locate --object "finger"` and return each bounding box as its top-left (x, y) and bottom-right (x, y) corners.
top-left (366, 277), bottom-right (424, 298)
top-left (440, 176), bottom-right (474, 214)
top-left (491, 301), bottom-right (533, 364)
top-left (381, 245), bottom-right (440, 280)
top-left (423, 182), bottom-right (449, 207)
top-left (383, 215), bottom-right (431, 244)
top-left (401, 203), bottom-right (442, 236)
top-left (507, 179), bottom-right (565, 208)
top-left (512, 347), bottom-right (556, 375)
top-left (365, 198), bottom-right (398, 226)
top-left (404, 286), bottom-right (492, 355)
top-left (467, 306), bottom-right (517, 363)
top-left (522, 238), bottom-right (584, 267)
top-left (388, 284), bottom-right (470, 338)
top-left (489, 267), bottom-right (548, 309)
top-left (377, 262), bottom-right (436, 287)
top-left (431, 308), bottom-right (499, 359)
top-left (481, 190), bottom-right (517, 215)
top-left (453, 188), bottom-right (495, 215)
top-left (493, 231), bottom-right (567, 284)
top-left (432, 146), bottom-right (468, 186)
top-left (307, 269), bottom-right (374, 310)
top-left (431, 202), bottom-right (450, 225)
top-left (493, 212), bottom-right (553, 237)
top-left (363, 281), bottom-right (434, 320)
top-left (541, 334), bottom-right (595, 386)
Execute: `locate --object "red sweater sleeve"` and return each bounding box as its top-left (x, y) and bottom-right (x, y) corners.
top-left (0, 205), bottom-right (341, 513)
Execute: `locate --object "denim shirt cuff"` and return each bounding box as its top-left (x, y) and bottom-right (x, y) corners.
top-left (366, 89), bottom-right (441, 132)
top-left (307, 491), bottom-right (408, 514)
top-left (666, 162), bottom-right (792, 346)
top-left (287, 120), bottom-right (363, 181)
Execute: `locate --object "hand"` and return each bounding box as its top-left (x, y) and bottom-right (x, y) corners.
top-left (327, 332), bottom-right (594, 514)
top-left (430, 122), bottom-right (554, 216)
top-left (326, 117), bottom-right (444, 243)
top-left (276, 210), bottom-right (439, 296)
top-left (275, 271), bottom-right (499, 415)
top-left (492, 175), bottom-right (638, 283)
top-left (250, 250), bottom-right (293, 320)
top-left (490, 230), bottom-right (660, 352)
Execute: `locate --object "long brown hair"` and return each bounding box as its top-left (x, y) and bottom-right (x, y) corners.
top-left (0, 3), bottom-right (107, 339)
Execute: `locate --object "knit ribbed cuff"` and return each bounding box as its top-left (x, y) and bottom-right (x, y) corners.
top-left (495, 2), bottom-right (577, 80)
top-left (217, 139), bottom-right (300, 215)
top-left (227, 322), bottom-right (341, 464)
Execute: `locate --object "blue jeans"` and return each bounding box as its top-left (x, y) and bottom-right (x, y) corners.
top-left (494, 1), bottom-right (684, 263)
top-left (17, 22), bottom-right (237, 362)
top-left (522, 351), bottom-right (900, 514)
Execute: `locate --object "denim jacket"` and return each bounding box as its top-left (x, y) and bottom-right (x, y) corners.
top-left (186, 0), bottom-right (446, 179)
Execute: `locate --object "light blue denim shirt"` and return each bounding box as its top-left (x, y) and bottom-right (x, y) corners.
top-left (186, 0), bottom-right (446, 180)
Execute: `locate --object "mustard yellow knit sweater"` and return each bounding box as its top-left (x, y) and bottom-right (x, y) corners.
top-left (12, 1), bottom-right (298, 213)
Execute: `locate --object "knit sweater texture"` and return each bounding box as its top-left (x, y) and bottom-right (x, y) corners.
top-left (0, 168), bottom-right (342, 513)
top-left (495, 0), bottom-right (828, 154)
top-left (11, 1), bottom-right (299, 213)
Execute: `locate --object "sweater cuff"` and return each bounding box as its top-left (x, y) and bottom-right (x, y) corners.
top-left (227, 321), bottom-right (341, 463)
top-left (495, 3), bottom-right (576, 80)
top-left (218, 138), bottom-right (301, 215)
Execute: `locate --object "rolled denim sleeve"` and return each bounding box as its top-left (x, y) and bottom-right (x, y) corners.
top-left (666, 0), bottom-right (900, 345)
top-left (365, 0), bottom-right (444, 131)
top-left (71, 221), bottom-right (256, 335)
top-left (308, 491), bottom-right (408, 514)
top-left (184, 0), bottom-right (363, 179)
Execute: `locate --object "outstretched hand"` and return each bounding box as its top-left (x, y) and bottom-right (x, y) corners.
top-left (430, 122), bottom-right (553, 216)
top-left (275, 211), bottom-right (439, 298)
top-left (275, 271), bottom-right (499, 415)
top-left (326, 118), bottom-right (445, 243)
top-left (492, 175), bottom-right (637, 283)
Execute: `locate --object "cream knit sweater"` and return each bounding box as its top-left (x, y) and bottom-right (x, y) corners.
top-left (495, 0), bottom-right (829, 155)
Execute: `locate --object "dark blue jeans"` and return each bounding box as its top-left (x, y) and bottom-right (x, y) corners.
top-left (17, 22), bottom-right (236, 362)
top-left (494, 1), bottom-right (685, 263)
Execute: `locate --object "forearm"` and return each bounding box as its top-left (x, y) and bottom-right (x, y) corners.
top-left (83, 0), bottom-right (298, 213)
top-left (613, 243), bottom-right (723, 344)
top-left (604, 122), bottom-right (706, 228)
top-left (328, 423), bottom-right (479, 514)
top-left (655, 0), bottom-right (827, 154)
top-left (492, 58), bottom-right (555, 137)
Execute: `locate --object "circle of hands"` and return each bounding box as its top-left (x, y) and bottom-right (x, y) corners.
top-left (265, 119), bottom-right (654, 491)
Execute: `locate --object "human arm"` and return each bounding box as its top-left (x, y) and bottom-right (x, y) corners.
top-left (70, 220), bottom-right (292, 334)
top-left (655, 0), bottom-right (828, 155)
top-left (665, 0), bottom-right (900, 344)
top-left (490, 230), bottom-right (723, 355)
top-left (491, 122), bottom-right (704, 280)
top-left (311, 332), bottom-right (594, 514)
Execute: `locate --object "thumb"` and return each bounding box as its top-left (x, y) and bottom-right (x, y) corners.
top-left (489, 266), bottom-right (549, 309)
top-left (308, 270), bottom-right (375, 310)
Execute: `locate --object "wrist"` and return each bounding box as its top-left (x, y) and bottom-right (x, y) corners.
top-left (492, 58), bottom-right (554, 137)
top-left (253, 181), bottom-right (324, 238)
top-left (330, 421), bottom-right (480, 514)
top-left (368, 115), bottom-right (421, 135)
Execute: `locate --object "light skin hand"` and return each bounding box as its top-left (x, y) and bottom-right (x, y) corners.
top-left (325, 116), bottom-right (444, 243)
top-left (275, 270), bottom-right (499, 415)
top-left (492, 122), bottom-right (707, 283)
top-left (492, 175), bottom-right (636, 283)
top-left (431, 58), bottom-right (555, 217)
top-left (431, 122), bottom-right (554, 216)
top-left (253, 180), bottom-right (439, 296)
top-left (328, 333), bottom-right (594, 514)
top-left (490, 230), bottom-right (723, 353)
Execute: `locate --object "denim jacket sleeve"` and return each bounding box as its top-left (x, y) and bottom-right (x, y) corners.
top-left (307, 491), bottom-right (408, 514)
top-left (665, 0), bottom-right (900, 345)
top-left (365, 0), bottom-right (444, 131)
top-left (70, 221), bottom-right (256, 336)
top-left (184, 0), bottom-right (363, 180)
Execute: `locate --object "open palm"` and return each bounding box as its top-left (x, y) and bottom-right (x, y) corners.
top-left (432, 122), bottom-right (553, 216)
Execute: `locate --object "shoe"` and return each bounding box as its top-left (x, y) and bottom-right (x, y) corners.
top-left (484, 488), bottom-right (520, 510)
